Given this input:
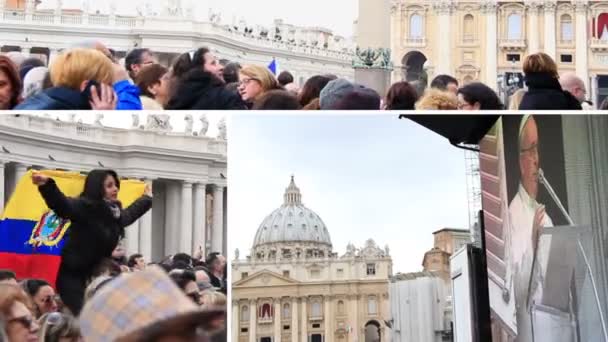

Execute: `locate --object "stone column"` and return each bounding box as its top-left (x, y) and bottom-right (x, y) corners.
top-left (544, 1), bottom-right (557, 59)
top-left (164, 182), bottom-right (179, 256)
top-left (138, 179), bottom-right (153, 261)
top-left (301, 297), bottom-right (308, 342)
top-left (249, 299), bottom-right (257, 342)
top-left (350, 295), bottom-right (359, 342)
top-left (528, 2), bottom-right (541, 53)
top-left (124, 219), bottom-right (140, 255)
top-left (192, 183), bottom-right (206, 253)
top-left (324, 296), bottom-right (331, 342)
top-left (232, 300), bottom-right (239, 342)
top-left (484, 1), bottom-right (498, 91)
top-left (575, 2), bottom-right (590, 95)
top-left (274, 299), bottom-right (282, 341)
top-left (14, 164), bottom-right (28, 185)
top-left (592, 75), bottom-right (598, 106)
top-left (211, 185), bottom-right (224, 254)
top-left (291, 298), bottom-right (299, 342)
top-left (180, 181), bottom-right (193, 254)
top-left (435, 1), bottom-right (453, 76)
top-left (0, 160), bottom-right (5, 214)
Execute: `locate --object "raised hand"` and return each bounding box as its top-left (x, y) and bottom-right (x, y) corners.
top-left (144, 184), bottom-right (153, 197)
top-left (89, 84), bottom-right (117, 110)
top-left (31, 171), bottom-right (49, 186)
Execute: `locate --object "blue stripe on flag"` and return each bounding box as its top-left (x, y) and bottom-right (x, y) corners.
top-left (0, 219), bottom-right (65, 256)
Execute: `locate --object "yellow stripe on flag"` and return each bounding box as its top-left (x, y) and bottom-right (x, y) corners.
top-left (2, 170), bottom-right (145, 220)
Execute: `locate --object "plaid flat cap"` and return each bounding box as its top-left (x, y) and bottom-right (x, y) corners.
top-left (79, 266), bottom-right (222, 342)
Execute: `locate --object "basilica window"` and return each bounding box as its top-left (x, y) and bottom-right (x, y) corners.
top-left (368, 296), bottom-right (378, 315)
top-left (366, 263), bottom-right (376, 275)
top-left (598, 13), bottom-right (608, 40)
top-left (507, 13), bottom-right (522, 40)
top-left (409, 14), bottom-right (423, 38)
top-left (463, 14), bottom-right (474, 41)
top-left (283, 303), bottom-right (291, 318)
top-left (337, 300), bottom-right (345, 315)
top-left (311, 301), bottom-right (322, 317)
top-left (259, 303), bottom-right (273, 319)
top-left (310, 269), bottom-right (320, 278)
top-left (561, 14), bottom-right (573, 41)
top-left (241, 305), bottom-right (249, 321)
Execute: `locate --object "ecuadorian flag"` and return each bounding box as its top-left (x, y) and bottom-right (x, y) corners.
top-left (0, 170), bottom-right (145, 287)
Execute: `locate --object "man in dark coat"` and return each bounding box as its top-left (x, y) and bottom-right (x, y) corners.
top-left (166, 69), bottom-right (247, 110)
top-left (519, 72), bottom-right (582, 110)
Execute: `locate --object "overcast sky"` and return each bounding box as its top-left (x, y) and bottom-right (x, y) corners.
top-left (228, 114), bottom-right (470, 274)
top-left (38, 0), bottom-right (358, 37)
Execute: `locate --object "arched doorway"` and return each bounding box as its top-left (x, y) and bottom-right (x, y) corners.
top-left (401, 51), bottom-right (427, 83)
top-left (364, 320), bottom-right (381, 342)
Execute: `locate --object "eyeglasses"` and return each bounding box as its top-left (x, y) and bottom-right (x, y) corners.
top-left (42, 295), bottom-right (59, 305)
top-left (8, 315), bottom-right (34, 330)
top-left (239, 78), bottom-right (258, 86)
top-left (186, 291), bottom-right (201, 303)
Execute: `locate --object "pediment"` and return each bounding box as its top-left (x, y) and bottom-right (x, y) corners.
top-left (233, 269), bottom-right (299, 287)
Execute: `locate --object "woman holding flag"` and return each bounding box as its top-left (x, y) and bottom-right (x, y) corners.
top-left (31, 169), bottom-right (152, 316)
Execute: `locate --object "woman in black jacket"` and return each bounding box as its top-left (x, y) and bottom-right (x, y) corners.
top-left (32, 169), bottom-right (152, 315)
top-left (519, 52), bottom-right (582, 110)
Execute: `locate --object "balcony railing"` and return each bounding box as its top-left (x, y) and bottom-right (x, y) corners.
top-left (116, 16), bottom-right (136, 27)
top-left (3, 10), bottom-right (25, 21)
top-left (89, 14), bottom-right (109, 26)
top-left (590, 38), bottom-right (608, 51)
top-left (258, 316), bottom-right (273, 324)
top-left (404, 37), bottom-right (426, 47)
top-left (32, 13), bottom-right (54, 24)
top-left (498, 38), bottom-right (527, 50)
top-left (60, 14), bottom-right (81, 25)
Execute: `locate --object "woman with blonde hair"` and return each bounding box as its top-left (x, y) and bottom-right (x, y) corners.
top-left (0, 284), bottom-right (40, 342)
top-left (15, 48), bottom-right (117, 110)
top-left (38, 312), bottom-right (81, 342)
top-left (415, 88), bottom-right (459, 110)
top-left (518, 52), bottom-right (581, 110)
top-left (238, 65), bottom-right (280, 107)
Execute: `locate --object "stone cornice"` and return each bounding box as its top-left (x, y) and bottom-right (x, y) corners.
top-left (573, 1), bottom-right (589, 13)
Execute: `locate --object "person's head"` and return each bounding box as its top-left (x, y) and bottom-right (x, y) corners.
top-left (172, 47), bottom-right (224, 81)
top-left (384, 81), bottom-right (419, 110)
top-left (21, 279), bottom-right (57, 318)
top-left (79, 266), bottom-right (224, 342)
top-left (0, 284), bottom-right (39, 342)
top-left (22, 66), bottom-right (48, 99)
top-left (68, 40), bottom-right (113, 61)
top-left (238, 65), bottom-right (279, 102)
top-left (252, 89), bottom-right (302, 109)
top-left (415, 88), bottom-right (459, 110)
top-left (50, 48), bottom-right (114, 91)
top-left (331, 87), bottom-right (381, 110)
top-left (128, 254), bottom-right (146, 271)
top-left (169, 270), bottom-right (200, 305)
top-left (523, 52), bottom-right (558, 78)
top-left (277, 71), bottom-right (294, 86)
top-left (559, 72), bottom-right (586, 102)
top-left (112, 241), bottom-right (126, 260)
top-left (193, 268), bottom-right (212, 291)
top-left (125, 48), bottom-right (156, 79)
top-left (519, 115), bottom-right (540, 200)
top-left (222, 62), bottom-right (241, 84)
top-left (81, 169), bottom-right (120, 202)
top-left (600, 96), bottom-right (608, 110)
top-left (200, 290), bottom-right (226, 307)
top-left (508, 89), bottom-right (527, 110)
top-left (0, 270), bottom-right (17, 285)
top-left (318, 78), bottom-right (356, 109)
top-left (430, 74), bottom-right (459, 94)
top-left (19, 57), bottom-right (45, 81)
top-left (38, 312), bottom-right (81, 342)
top-left (205, 253), bottom-right (226, 274)
top-left (298, 75), bottom-right (335, 107)
top-left (173, 253), bottom-right (193, 268)
top-left (135, 63), bottom-right (170, 106)
top-left (457, 82), bottom-right (503, 110)
top-left (0, 55), bottom-right (22, 109)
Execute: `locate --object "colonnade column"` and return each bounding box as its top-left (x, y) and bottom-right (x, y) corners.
top-left (324, 296), bottom-right (331, 342)
top-left (138, 178), bottom-right (153, 261)
top-left (232, 301), bottom-right (239, 342)
top-left (249, 299), bottom-right (257, 342)
top-left (180, 181), bottom-right (193, 254)
top-left (291, 298), bottom-right (299, 342)
top-left (301, 297), bottom-right (308, 342)
top-left (192, 182), bottom-right (206, 254)
top-left (528, 2), bottom-right (541, 53)
top-left (543, 2), bottom-right (557, 60)
top-left (274, 299), bottom-right (282, 341)
top-left (575, 1), bottom-right (590, 95)
top-left (0, 161), bottom-right (5, 214)
top-left (164, 182), bottom-right (179, 256)
top-left (14, 164), bottom-right (27, 184)
top-left (435, 2), bottom-right (453, 76)
top-left (484, 1), bottom-right (498, 91)
top-left (211, 185), bottom-right (224, 254)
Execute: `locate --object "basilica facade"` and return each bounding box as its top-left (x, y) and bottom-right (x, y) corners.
top-left (232, 177), bottom-right (392, 342)
top-left (391, 0), bottom-right (608, 104)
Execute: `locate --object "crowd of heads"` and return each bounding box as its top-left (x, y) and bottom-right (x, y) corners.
top-left (0, 42), bottom-right (597, 112)
top-left (0, 244), bottom-right (227, 342)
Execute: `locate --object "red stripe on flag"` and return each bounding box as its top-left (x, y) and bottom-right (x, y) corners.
top-left (0, 252), bottom-right (61, 288)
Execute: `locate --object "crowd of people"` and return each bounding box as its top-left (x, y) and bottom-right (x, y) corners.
top-left (0, 41), bottom-right (600, 111)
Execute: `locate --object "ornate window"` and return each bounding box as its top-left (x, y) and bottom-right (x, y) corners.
top-left (368, 296), bottom-right (378, 315)
top-left (259, 303), bottom-right (273, 319)
top-left (463, 14), bottom-right (474, 40)
top-left (283, 303), bottom-right (291, 318)
top-left (366, 263), bottom-right (376, 275)
top-left (507, 13), bottom-right (522, 40)
top-left (311, 301), bottom-right (322, 317)
top-left (561, 14), bottom-right (573, 41)
top-left (598, 13), bottom-right (608, 40)
top-left (409, 14), bottom-right (423, 38)
top-left (241, 305), bottom-right (249, 321)
top-left (338, 300), bottom-right (345, 315)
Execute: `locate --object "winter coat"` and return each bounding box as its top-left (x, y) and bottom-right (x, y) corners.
top-left (15, 87), bottom-right (91, 110)
top-left (166, 69), bottom-right (247, 110)
top-left (114, 80), bottom-right (143, 110)
top-left (38, 178), bottom-right (152, 275)
top-left (519, 72), bottom-right (582, 110)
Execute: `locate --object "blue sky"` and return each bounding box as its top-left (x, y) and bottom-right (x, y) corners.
top-left (228, 114), bottom-right (470, 274)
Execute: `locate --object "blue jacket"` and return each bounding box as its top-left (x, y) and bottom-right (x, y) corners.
top-left (15, 87), bottom-right (91, 110)
top-left (114, 80), bottom-right (143, 110)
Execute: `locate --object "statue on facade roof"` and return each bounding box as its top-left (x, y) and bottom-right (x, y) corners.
top-left (94, 113), bottom-right (104, 127)
top-left (235, 248), bottom-right (240, 260)
top-left (217, 117), bottom-right (226, 140)
top-left (199, 114), bottom-right (209, 136)
top-left (131, 113), bottom-right (140, 129)
top-left (184, 114), bottom-right (193, 134)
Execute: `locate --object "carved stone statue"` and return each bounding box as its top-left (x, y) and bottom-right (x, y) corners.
top-left (68, 113), bottom-right (76, 122)
top-left (184, 114), bottom-right (193, 134)
top-left (235, 248), bottom-right (240, 260)
top-left (199, 114), bottom-right (209, 136)
top-left (385, 244), bottom-right (390, 256)
top-left (109, 0), bottom-right (117, 15)
top-left (217, 117), bottom-right (226, 140)
top-left (94, 114), bottom-right (104, 127)
top-left (131, 114), bottom-right (140, 128)
top-left (145, 114), bottom-right (172, 131)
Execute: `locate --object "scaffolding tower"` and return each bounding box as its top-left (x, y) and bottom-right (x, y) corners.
top-left (464, 148), bottom-right (482, 247)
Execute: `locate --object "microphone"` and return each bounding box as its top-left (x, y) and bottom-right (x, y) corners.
top-left (537, 168), bottom-right (574, 225)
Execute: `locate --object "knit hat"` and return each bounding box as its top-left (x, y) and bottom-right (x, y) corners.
top-left (319, 78), bottom-right (356, 109)
top-left (21, 66), bottom-right (48, 99)
top-left (79, 266), bottom-right (224, 342)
